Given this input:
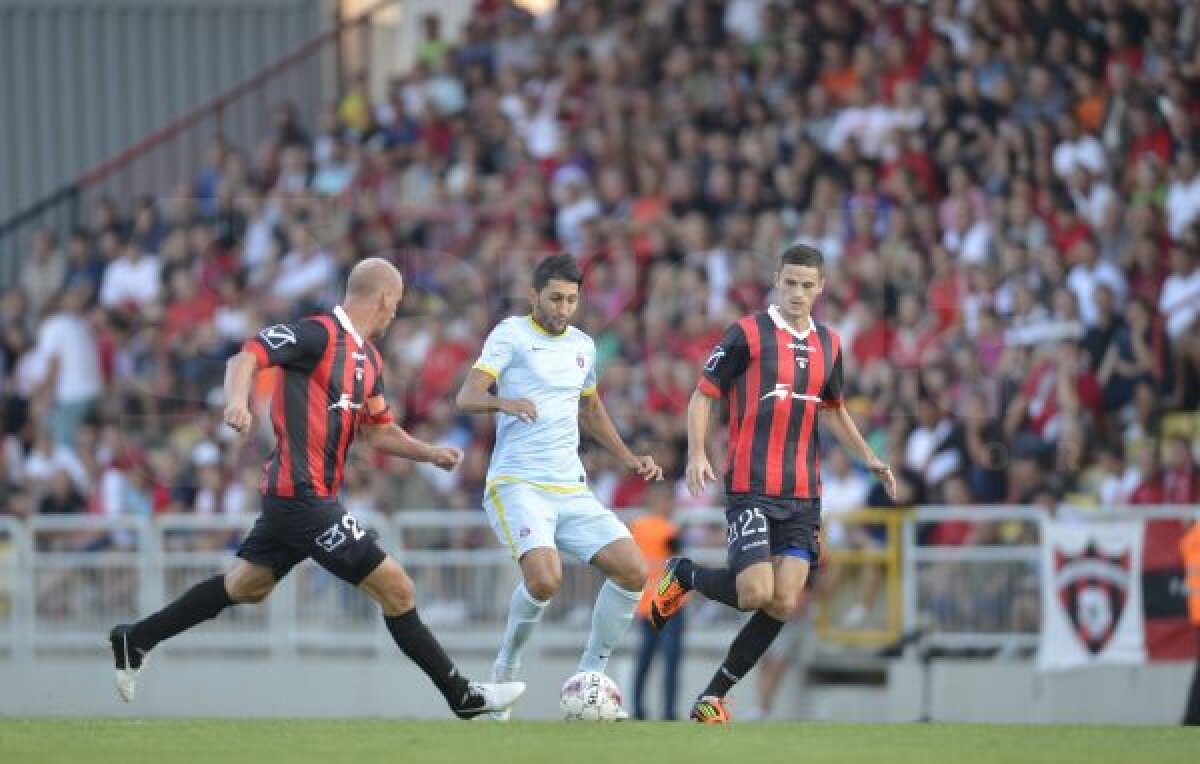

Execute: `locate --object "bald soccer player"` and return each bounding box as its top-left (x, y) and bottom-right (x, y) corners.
top-left (109, 258), bottom-right (524, 719)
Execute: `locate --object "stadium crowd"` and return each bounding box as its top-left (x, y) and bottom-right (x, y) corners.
top-left (2, 0), bottom-right (1199, 572)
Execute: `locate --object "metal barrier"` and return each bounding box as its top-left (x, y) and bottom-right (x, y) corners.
top-left (10, 505), bottom-right (1195, 658)
top-left (902, 505), bottom-right (1200, 652)
top-left (813, 508), bottom-right (909, 648)
top-left (3, 507), bottom-right (738, 658)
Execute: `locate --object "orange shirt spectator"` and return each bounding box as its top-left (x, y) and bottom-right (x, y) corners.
top-left (629, 486), bottom-right (680, 619)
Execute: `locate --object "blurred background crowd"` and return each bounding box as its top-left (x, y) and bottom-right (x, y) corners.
top-left (2, 0), bottom-right (1199, 555)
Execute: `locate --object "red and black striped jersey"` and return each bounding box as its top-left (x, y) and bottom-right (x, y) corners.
top-left (697, 306), bottom-right (844, 499)
top-left (242, 306), bottom-right (394, 499)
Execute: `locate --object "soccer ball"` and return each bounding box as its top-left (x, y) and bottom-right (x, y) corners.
top-left (559, 671), bottom-right (623, 721)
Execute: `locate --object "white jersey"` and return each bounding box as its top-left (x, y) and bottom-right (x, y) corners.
top-left (473, 315), bottom-right (597, 486)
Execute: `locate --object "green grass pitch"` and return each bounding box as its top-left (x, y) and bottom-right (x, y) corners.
top-left (2, 720), bottom-right (1197, 764)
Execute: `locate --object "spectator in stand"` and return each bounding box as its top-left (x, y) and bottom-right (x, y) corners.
top-left (21, 229), bottom-right (66, 317)
top-left (33, 283), bottom-right (103, 448)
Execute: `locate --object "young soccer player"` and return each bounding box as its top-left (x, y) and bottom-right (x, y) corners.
top-left (649, 244), bottom-right (897, 723)
top-left (456, 254), bottom-right (663, 719)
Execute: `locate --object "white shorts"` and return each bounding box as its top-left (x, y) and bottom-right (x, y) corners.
top-left (483, 479), bottom-right (631, 563)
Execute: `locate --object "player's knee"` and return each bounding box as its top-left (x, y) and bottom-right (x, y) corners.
top-left (525, 571), bottom-right (561, 602)
top-left (767, 590), bottom-right (802, 620)
top-left (226, 570), bottom-right (273, 604)
top-left (386, 570), bottom-right (417, 613)
top-left (238, 585), bottom-right (272, 605)
top-left (737, 580), bottom-right (773, 611)
top-left (613, 556), bottom-right (648, 593)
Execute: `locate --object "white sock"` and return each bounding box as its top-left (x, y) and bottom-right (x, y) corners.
top-left (493, 582), bottom-right (548, 680)
top-left (578, 580), bottom-right (641, 673)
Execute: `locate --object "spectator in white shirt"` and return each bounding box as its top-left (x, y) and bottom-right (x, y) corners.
top-left (1159, 246), bottom-right (1200, 342)
top-left (1165, 148), bottom-right (1200, 241)
top-left (99, 240), bottom-right (161, 311)
top-left (1066, 238), bottom-right (1127, 327)
top-left (1068, 166), bottom-right (1118, 230)
top-left (35, 283), bottom-right (103, 447)
top-left (271, 223), bottom-right (335, 304)
top-left (21, 229), bottom-right (66, 317)
top-left (1052, 113), bottom-right (1108, 181)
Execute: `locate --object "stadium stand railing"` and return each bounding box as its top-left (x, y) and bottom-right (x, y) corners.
top-left (1, 508), bottom-right (743, 658)
top-left (0, 0), bottom-right (398, 286)
top-left (6, 506), bottom-right (1198, 660)
top-left (814, 508), bottom-right (910, 649)
top-left (903, 505), bottom-right (1200, 653)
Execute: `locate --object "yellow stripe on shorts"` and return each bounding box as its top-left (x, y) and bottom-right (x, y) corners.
top-left (487, 483), bottom-right (520, 561)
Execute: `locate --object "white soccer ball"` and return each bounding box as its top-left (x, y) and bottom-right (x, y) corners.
top-left (559, 671), bottom-right (624, 721)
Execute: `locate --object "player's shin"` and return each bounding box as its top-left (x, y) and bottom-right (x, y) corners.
top-left (678, 559), bottom-right (741, 609)
top-left (702, 610), bottom-right (784, 698)
top-left (578, 580), bottom-right (641, 673)
top-left (494, 582), bottom-right (548, 680)
top-left (129, 574), bottom-right (235, 651)
top-left (384, 609), bottom-right (472, 710)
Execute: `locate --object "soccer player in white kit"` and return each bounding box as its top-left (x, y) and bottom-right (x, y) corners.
top-left (457, 255), bottom-right (663, 719)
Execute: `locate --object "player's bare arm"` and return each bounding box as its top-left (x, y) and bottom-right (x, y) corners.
top-left (360, 422), bottom-right (463, 471)
top-left (222, 349), bottom-right (259, 433)
top-left (684, 388), bottom-right (717, 497)
top-left (822, 404), bottom-right (897, 501)
top-left (455, 368), bottom-right (538, 423)
top-left (578, 392), bottom-right (662, 481)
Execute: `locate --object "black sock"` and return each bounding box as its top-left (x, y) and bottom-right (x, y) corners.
top-left (703, 611), bottom-right (785, 698)
top-left (678, 560), bottom-right (741, 610)
top-left (385, 610), bottom-right (471, 712)
top-left (130, 574), bottom-right (234, 651)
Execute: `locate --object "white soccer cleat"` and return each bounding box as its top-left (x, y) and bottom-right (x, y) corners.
top-left (115, 667), bottom-right (140, 703)
top-left (613, 707), bottom-right (630, 721)
top-left (486, 666), bottom-right (518, 719)
top-left (109, 624), bottom-right (146, 703)
top-left (454, 681), bottom-right (526, 719)
top-left (476, 681), bottom-right (525, 713)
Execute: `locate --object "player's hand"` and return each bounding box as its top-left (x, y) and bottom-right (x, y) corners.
top-left (223, 404), bottom-right (253, 434)
top-left (626, 454), bottom-right (663, 482)
top-left (428, 446), bottom-right (463, 471)
top-left (500, 398), bottom-right (538, 423)
top-left (866, 457), bottom-right (898, 501)
top-left (685, 455), bottom-right (716, 498)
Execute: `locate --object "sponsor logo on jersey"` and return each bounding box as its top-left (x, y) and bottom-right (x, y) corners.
top-left (260, 325), bottom-right (296, 349)
top-left (759, 384), bottom-right (822, 403)
top-left (704, 347), bottom-right (726, 372)
top-left (329, 394), bottom-right (363, 412)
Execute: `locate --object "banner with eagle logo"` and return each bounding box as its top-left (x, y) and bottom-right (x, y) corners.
top-left (1037, 522), bottom-right (1146, 671)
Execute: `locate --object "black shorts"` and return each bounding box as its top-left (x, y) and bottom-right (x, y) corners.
top-left (236, 495), bottom-right (387, 585)
top-left (725, 494), bottom-right (822, 576)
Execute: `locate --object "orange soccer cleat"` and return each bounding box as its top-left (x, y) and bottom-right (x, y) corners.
top-left (690, 696), bottom-right (732, 725)
top-left (648, 557), bottom-right (691, 631)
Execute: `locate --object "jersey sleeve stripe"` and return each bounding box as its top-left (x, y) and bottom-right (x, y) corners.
top-left (581, 385), bottom-right (598, 397)
top-left (243, 339), bottom-right (270, 368)
top-left (696, 377), bottom-right (722, 399)
top-left (473, 362), bottom-right (499, 379)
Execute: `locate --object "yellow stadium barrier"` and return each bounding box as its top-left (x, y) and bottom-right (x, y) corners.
top-left (813, 508), bottom-right (911, 648)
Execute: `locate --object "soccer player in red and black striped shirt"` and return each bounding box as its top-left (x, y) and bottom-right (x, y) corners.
top-left (109, 258), bottom-right (523, 718)
top-left (649, 244), bottom-right (897, 724)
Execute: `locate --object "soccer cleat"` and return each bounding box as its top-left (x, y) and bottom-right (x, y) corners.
top-left (486, 666), bottom-right (517, 720)
top-left (109, 624), bottom-right (146, 703)
top-left (691, 696), bottom-right (732, 725)
top-left (453, 681), bottom-right (526, 720)
top-left (649, 557), bottom-right (690, 631)
top-left (613, 707), bottom-right (630, 721)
